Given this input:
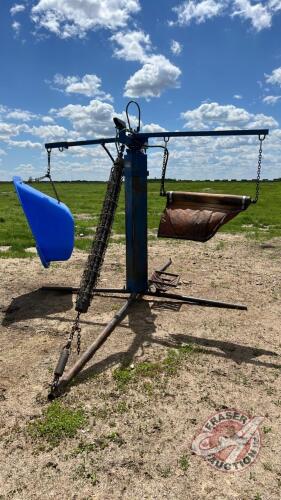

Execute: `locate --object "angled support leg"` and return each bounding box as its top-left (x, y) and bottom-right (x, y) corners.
top-left (144, 290), bottom-right (247, 311)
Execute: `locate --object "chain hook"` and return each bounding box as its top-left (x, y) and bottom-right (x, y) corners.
top-left (251, 134), bottom-right (265, 204)
top-left (45, 147), bottom-right (61, 203)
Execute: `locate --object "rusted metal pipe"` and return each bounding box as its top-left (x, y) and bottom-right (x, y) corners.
top-left (49, 293), bottom-right (137, 398)
top-left (48, 259), bottom-right (173, 399)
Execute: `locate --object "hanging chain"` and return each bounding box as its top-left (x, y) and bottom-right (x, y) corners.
top-left (68, 312), bottom-right (82, 354)
top-left (29, 148), bottom-right (61, 203)
top-left (75, 147), bottom-right (125, 314)
top-left (45, 149), bottom-right (61, 203)
top-left (49, 144), bottom-right (125, 398)
top-left (160, 138), bottom-right (169, 197)
top-left (251, 134), bottom-right (265, 204)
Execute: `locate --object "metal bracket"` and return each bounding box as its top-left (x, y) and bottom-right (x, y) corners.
top-left (149, 270), bottom-right (180, 292)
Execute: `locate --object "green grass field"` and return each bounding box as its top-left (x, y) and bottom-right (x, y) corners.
top-left (0, 180), bottom-right (280, 258)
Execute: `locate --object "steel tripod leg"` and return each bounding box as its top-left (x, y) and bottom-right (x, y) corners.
top-left (41, 286), bottom-right (130, 294)
top-left (48, 259), bottom-right (173, 399)
top-left (48, 293), bottom-right (138, 399)
top-left (145, 291), bottom-right (247, 310)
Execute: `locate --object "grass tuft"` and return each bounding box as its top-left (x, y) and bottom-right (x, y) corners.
top-left (179, 454), bottom-right (190, 471)
top-left (113, 367), bottom-right (134, 388)
top-left (113, 344), bottom-right (196, 389)
top-left (28, 401), bottom-right (87, 446)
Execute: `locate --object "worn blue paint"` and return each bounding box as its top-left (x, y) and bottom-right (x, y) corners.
top-left (124, 148), bottom-right (148, 293)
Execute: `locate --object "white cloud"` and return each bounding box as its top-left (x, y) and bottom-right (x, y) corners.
top-left (12, 21), bottom-right (21, 35)
top-left (54, 99), bottom-right (116, 137)
top-left (111, 30), bottom-right (151, 62)
top-left (263, 95), bottom-right (281, 104)
top-left (142, 123), bottom-right (167, 133)
top-left (0, 122), bottom-right (27, 141)
top-left (10, 4), bottom-right (25, 16)
top-left (31, 0), bottom-right (141, 38)
top-left (52, 99), bottom-right (147, 139)
top-left (170, 40), bottom-right (183, 55)
top-left (111, 30), bottom-right (181, 99)
top-left (156, 102), bottom-right (280, 181)
top-left (233, 94), bottom-right (243, 100)
top-left (265, 67), bottom-right (281, 86)
top-left (181, 102), bottom-right (250, 128)
top-left (170, 0), bottom-right (224, 26)
top-left (247, 113), bottom-right (278, 128)
top-left (232, 0), bottom-right (272, 31)
top-left (111, 31), bottom-right (151, 62)
top-left (27, 124), bottom-right (70, 141)
top-left (42, 116), bottom-right (55, 123)
top-left (7, 140), bottom-right (42, 149)
top-left (181, 102), bottom-right (278, 129)
top-left (1, 96), bottom-right (279, 181)
top-left (170, 0), bottom-right (281, 31)
top-left (124, 55), bottom-right (181, 99)
top-left (0, 104), bottom-right (55, 127)
top-left (15, 163), bottom-right (35, 173)
top-left (268, 0), bottom-right (281, 11)
top-left (6, 109), bottom-right (37, 121)
top-left (52, 73), bottom-right (113, 100)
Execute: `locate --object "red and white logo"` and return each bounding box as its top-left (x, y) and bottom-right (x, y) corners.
top-left (191, 409), bottom-right (264, 472)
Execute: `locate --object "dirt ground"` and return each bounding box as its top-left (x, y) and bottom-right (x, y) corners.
top-left (0, 234), bottom-right (281, 500)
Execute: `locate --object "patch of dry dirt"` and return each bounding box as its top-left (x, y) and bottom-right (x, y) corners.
top-left (0, 234), bottom-right (281, 499)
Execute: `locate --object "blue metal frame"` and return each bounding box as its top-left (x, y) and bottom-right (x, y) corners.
top-left (45, 125), bottom-right (269, 295)
top-left (45, 121), bottom-right (271, 398)
top-left (124, 148), bottom-right (148, 292)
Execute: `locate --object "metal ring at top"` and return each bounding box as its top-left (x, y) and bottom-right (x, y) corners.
top-left (126, 101), bottom-right (141, 133)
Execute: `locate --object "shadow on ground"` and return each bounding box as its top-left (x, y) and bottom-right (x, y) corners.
top-left (2, 288), bottom-right (73, 326)
top-left (70, 298), bottom-right (281, 389)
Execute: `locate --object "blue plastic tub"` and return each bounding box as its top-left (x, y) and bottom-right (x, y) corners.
top-left (13, 176), bottom-right (74, 268)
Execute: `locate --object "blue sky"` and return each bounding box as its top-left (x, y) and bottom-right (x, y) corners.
top-left (0, 0), bottom-right (280, 181)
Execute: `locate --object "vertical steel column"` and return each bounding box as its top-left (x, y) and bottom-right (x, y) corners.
top-left (124, 148), bottom-right (148, 293)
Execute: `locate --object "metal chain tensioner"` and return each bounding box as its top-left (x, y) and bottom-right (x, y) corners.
top-left (49, 312), bottom-right (81, 394)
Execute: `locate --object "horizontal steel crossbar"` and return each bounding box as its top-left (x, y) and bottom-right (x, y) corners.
top-left (45, 128), bottom-right (269, 151)
top-left (138, 129), bottom-right (269, 140)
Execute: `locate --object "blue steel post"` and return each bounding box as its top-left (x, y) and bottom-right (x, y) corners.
top-left (124, 148), bottom-right (148, 293)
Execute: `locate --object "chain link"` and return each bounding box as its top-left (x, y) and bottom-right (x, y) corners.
top-left (252, 135), bottom-right (265, 204)
top-left (160, 139), bottom-right (169, 197)
top-left (160, 135), bottom-right (265, 203)
top-left (75, 148), bottom-right (125, 314)
top-left (67, 312), bottom-right (81, 353)
top-left (28, 148), bottom-right (61, 203)
top-left (50, 147), bottom-right (125, 396)
top-left (45, 149), bottom-right (61, 203)
top-left (76, 323), bottom-right (82, 355)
